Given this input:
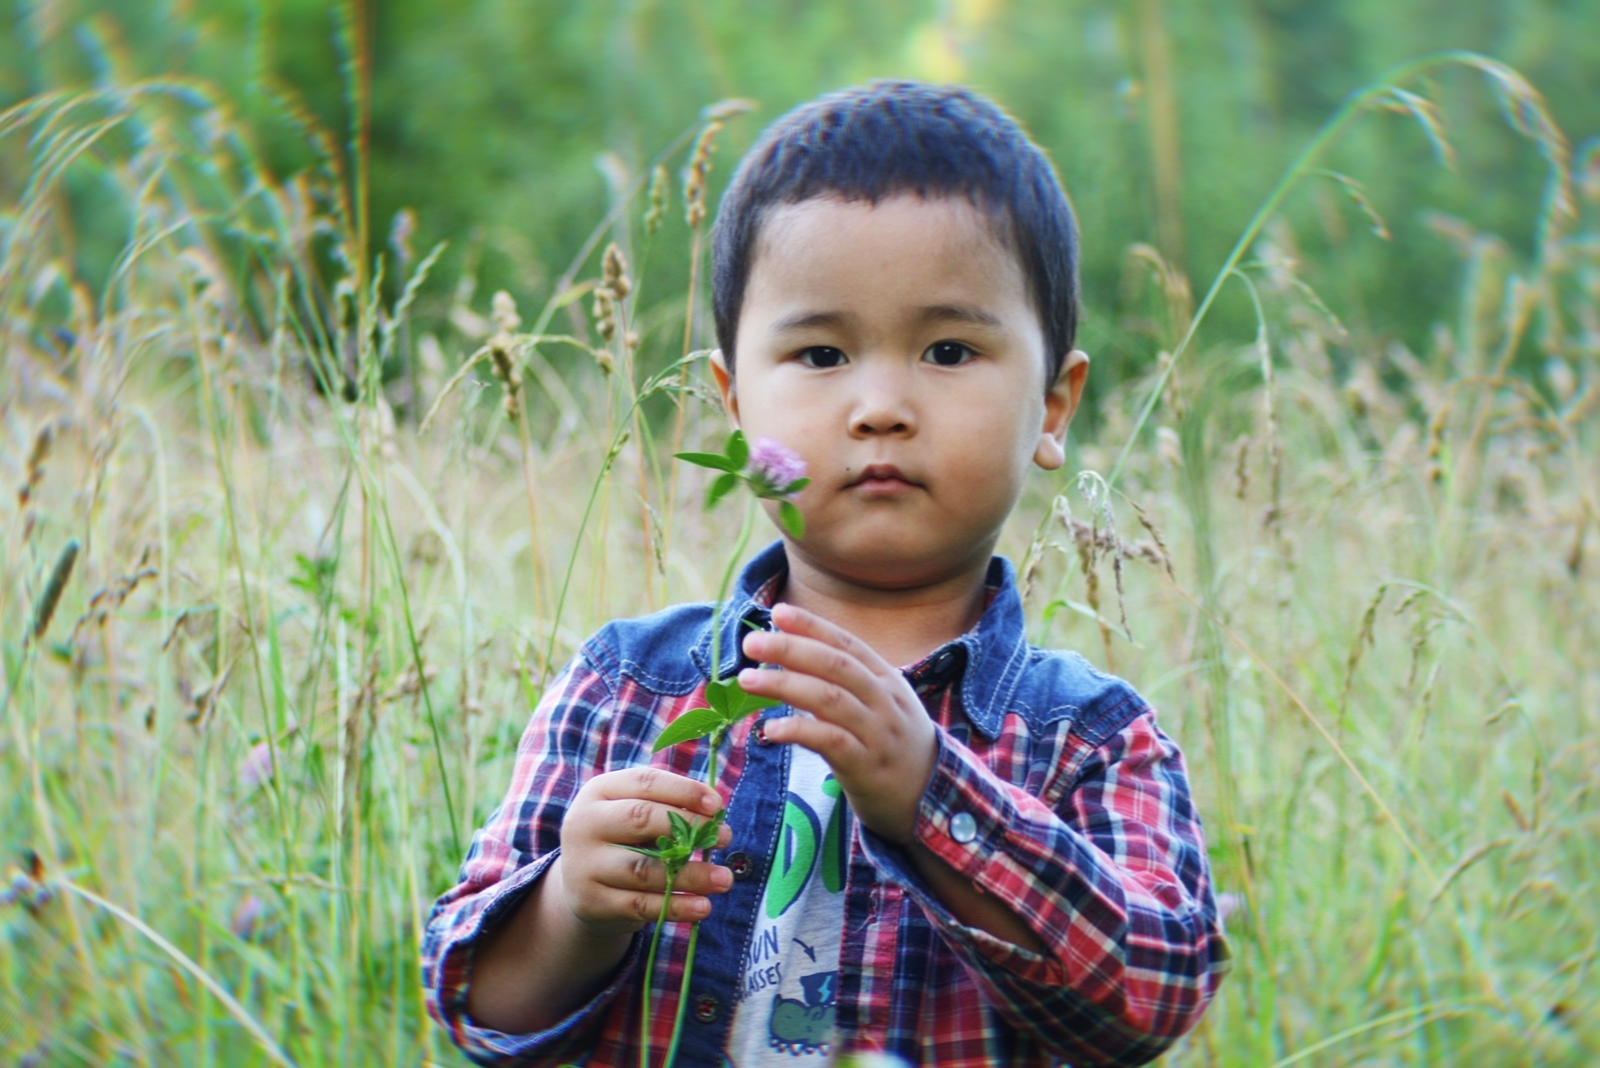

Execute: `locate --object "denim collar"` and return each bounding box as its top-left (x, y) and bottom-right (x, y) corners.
top-left (687, 541), bottom-right (1030, 740)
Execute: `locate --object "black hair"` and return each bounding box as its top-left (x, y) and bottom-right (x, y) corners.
top-left (711, 80), bottom-right (1079, 386)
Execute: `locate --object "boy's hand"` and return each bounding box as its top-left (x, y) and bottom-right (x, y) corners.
top-left (556, 767), bottom-right (734, 930)
top-left (737, 603), bottom-right (938, 845)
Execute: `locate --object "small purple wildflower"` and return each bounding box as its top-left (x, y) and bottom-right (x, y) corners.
top-left (241, 742), bottom-right (274, 791)
top-left (746, 437), bottom-right (807, 496)
top-left (232, 894), bottom-right (267, 940)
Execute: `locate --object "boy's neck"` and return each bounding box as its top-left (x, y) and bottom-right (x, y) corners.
top-left (776, 542), bottom-right (995, 669)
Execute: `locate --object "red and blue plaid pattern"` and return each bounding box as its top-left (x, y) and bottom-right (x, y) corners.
top-left (423, 547), bottom-right (1227, 1067)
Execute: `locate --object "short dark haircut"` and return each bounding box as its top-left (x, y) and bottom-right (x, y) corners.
top-left (711, 80), bottom-right (1080, 386)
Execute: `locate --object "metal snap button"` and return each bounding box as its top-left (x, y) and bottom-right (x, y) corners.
top-left (692, 993), bottom-right (721, 1024)
top-left (753, 720), bottom-right (771, 746)
top-left (726, 851), bottom-right (755, 881)
top-left (950, 811), bottom-right (978, 844)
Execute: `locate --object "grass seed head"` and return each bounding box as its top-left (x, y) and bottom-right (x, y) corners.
top-left (488, 291), bottom-right (524, 419)
top-left (684, 120), bottom-right (724, 228)
top-left (30, 537), bottom-right (80, 642)
top-left (1232, 434), bottom-right (1251, 499)
top-left (645, 164), bottom-right (669, 235)
top-left (602, 242), bottom-right (632, 298)
top-left (491, 290), bottom-right (522, 335)
top-left (591, 246), bottom-right (632, 345)
top-left (18, 421), bottom-right (55, 506)
top-left (591, 287), bottom-right (616, 342)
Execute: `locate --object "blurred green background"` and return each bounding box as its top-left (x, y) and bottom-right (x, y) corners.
top-left (4, 0), bottom-right (1596, 394)
top-left (2, 4), bottom-right (1597, 1066)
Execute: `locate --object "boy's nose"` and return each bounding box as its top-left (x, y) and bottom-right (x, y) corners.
top-left (849, 366), bottom-right (916, 437)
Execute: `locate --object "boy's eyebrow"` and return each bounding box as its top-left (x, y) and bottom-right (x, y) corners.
top-left (768, 304), bottom-right (1004, 334)
top-left (915, 303), bottom-right (1004, 329)
top-left (770, 309), bottom-right (850, 333)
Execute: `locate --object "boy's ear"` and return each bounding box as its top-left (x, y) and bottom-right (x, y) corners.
top-left (709, 349), bottom-right (741, 427)
top-left (1034, 349), bottom-right (1090, 471)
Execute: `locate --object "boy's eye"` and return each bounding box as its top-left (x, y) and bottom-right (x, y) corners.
top-left (923, 341), bottom-right (975, 367)
top-left (798, 346), bottom-right (848, 368)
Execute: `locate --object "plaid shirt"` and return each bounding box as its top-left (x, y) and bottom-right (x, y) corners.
top-left (423, 543), bottom-right (1228, 1067)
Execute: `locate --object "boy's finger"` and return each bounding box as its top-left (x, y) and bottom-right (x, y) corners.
top-left (737, 665), bottom-right (872, 739)
top-left (595, 797), bottom-right (722, 848)
top-left (594, 765), bottom-right (723, 817)
top-left (673, 861), bottom-right (735, 898)
top-left (742, 627), bottom-right (884, 709)
top-left (591, 888), bottom-right (714, 926)
top-left (596, 850), bottom-right (733, 897)
top-left (759, 710), bottom-right (863, 765)
top-left (768, 603), bottom-right (895, 675)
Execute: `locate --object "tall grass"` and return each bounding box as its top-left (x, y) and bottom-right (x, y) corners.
top-left (1, 49), bottom-right (1596, 1068)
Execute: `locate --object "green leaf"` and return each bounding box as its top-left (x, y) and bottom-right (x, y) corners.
top-left (778, 500), bottom-right (806, 538)
top-left (692, 809), bottom-right (726, 850)
top-left (668, 810), bottom-right (690, 840)
top-left (704, 679), bottom-right (734, 718)
top-left (707, 677), bottom-right (781, 722)
top-left (737, 689), bottom-right (783, 719)
top-left (725, 430), bottom-right (749, 470)
top-left (675, 451), bottom-right (735, 471)
top-left (651, 706), bottom-right (725, 752)
top-left (782, 477), bottom-right (810, 495)
top-left (706, 471), bottom-right (739, 510)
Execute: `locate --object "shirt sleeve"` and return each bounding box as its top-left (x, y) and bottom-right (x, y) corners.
top-left (420, 652), bottom-right (640, 1067)
top-left (859, 708), bottom-right (1229, 1067)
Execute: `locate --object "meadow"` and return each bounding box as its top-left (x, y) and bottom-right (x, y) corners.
top-left (1, 20), bottom-right (1597, 1068)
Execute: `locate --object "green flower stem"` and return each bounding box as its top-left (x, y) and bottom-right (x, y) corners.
top-left (657, 498), bottom-right (756, 1068)
top-left (707, 496), bottom-right (759, 685)
top-left (703, 727), bottom-right (728, 810)
top-left (640, 876), bottom-right (675, 1068)
top-left (663, 921), bottom-right (701, 1068)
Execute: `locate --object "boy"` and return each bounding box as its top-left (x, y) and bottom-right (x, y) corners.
top-left (423, 81), bottom-right (1228, 1067)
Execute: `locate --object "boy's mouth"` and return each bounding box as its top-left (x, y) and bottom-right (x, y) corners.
top-left (846, 463), bottom-right (920, 494)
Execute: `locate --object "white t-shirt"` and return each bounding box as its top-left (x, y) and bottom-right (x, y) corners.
top-left (725, 744), bottom-right (849, 1067)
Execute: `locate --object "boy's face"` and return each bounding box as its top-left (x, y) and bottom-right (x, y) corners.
top-left (714, 194), bottom-right (1088, 589)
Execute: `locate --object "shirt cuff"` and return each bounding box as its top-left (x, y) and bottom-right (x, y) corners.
top-left (857, 726), bottom-right (1066, 985)
top-left (439, 852), bottom-right (643, 1063)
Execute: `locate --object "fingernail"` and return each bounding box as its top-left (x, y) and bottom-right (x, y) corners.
top-left (711, 867), bottom-right (732, 890)
top-left (703, 792), bottom-right (721, 814)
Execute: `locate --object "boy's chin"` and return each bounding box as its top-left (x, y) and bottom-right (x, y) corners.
top-left (791, 529), bottom-right (993, 591)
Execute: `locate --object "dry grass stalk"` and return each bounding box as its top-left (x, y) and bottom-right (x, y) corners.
top-left (1231, 434), bottom-right (1251, 500)
top-left (18, 421), bottom-right (55, 506)
top-left (1129, 500), bottom-right (1176, 579)
top-left (488, 290), bottom-right (524, 419)
top-left (645, 164), bottom-right (669, 236)
top-left (1055, 476), bottom-right (1176, 658)
top-left (1339, 583), bottom-right (1387, 715)
top-left (684, 120), bottom-right (724, 229)
top-left (183, 652), bottom-right (240, 728)
top-left (70, 546), bottom-right (158, 643)
top-left (1425, 398), bottom-right (1452, 484)
top-left (590, 242), bottom-right (635, 362)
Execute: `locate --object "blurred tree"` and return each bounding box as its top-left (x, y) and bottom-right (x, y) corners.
top-left (3, 0), bottom-right (1595, 392)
